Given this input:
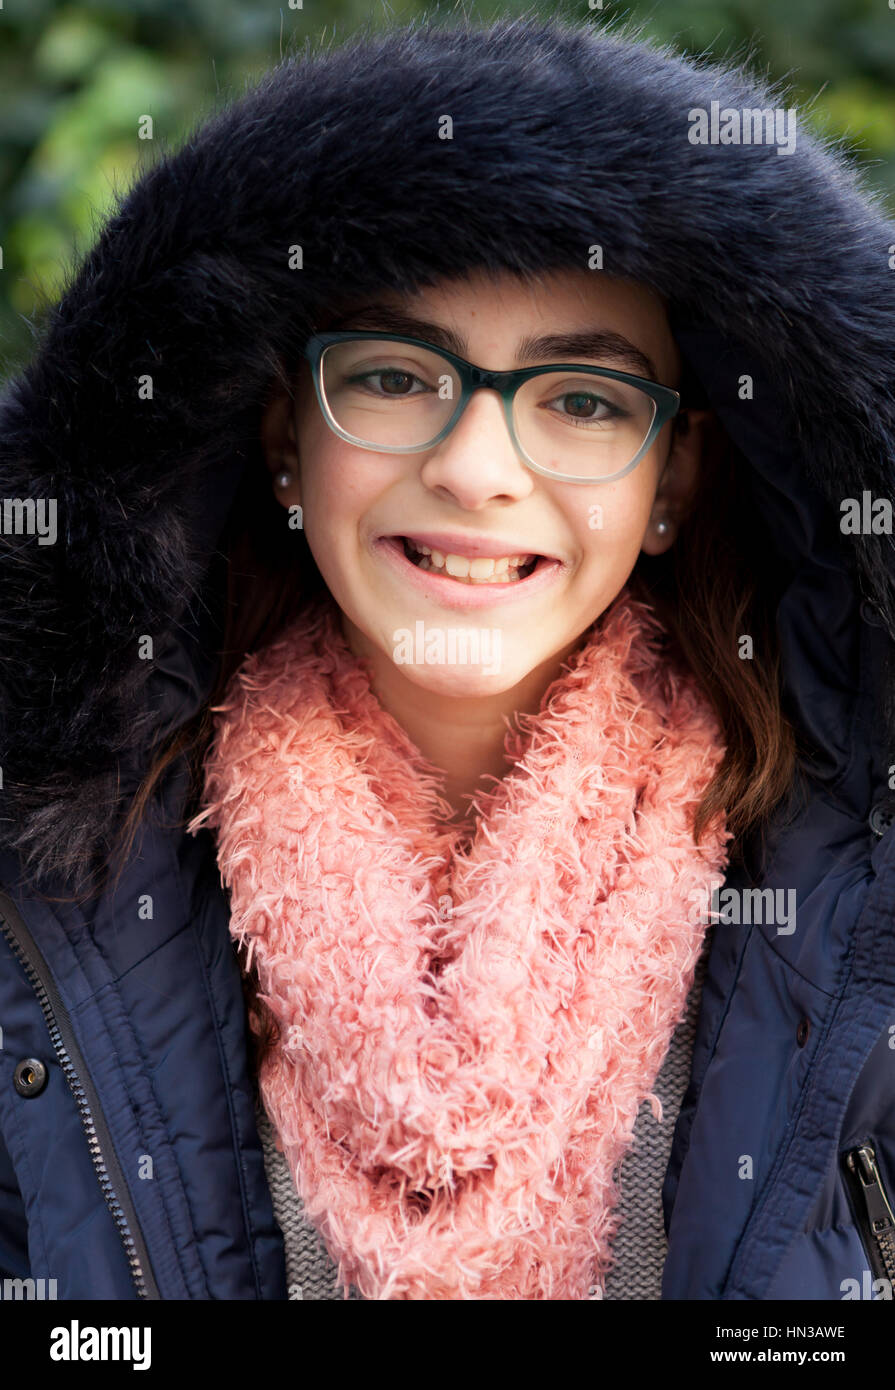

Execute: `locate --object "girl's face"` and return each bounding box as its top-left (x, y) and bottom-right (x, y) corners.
top-left (265, 267), bottom-right (705, 699)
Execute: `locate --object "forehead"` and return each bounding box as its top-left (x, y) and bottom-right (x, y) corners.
top-left (321, 267), bottom-right (680, 381)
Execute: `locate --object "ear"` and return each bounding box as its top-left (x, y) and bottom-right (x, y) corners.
top-left (260, 378), bottom-right (303, 510)
top-left (641, 408), bottom-right (715, 557)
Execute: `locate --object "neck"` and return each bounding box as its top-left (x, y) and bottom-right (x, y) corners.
top-left (339, 614), bottom-right (583, 824)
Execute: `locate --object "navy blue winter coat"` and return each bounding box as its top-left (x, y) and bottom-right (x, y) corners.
top-left (1, 18), bottom-right (894, 1300)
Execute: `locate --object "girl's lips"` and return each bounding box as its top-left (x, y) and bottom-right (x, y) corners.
top-left (373, 535), bottom-right (566, 609)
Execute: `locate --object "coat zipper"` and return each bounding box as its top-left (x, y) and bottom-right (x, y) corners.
top-left (0, 890), bottom-right (160, 1299)
top-left (842, 1142), bottom-right (895, 1290)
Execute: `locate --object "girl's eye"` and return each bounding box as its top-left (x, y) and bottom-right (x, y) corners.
top-left (349, 368), bottom-right (429, 396)
top-left (547, 390), bottom-right (624, 424)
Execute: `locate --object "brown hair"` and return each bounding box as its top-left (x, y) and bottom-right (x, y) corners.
top-left (105, 368), bottom-right (810, 1079)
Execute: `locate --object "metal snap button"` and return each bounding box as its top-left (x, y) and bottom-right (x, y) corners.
top-left (13, 1057), bottom-right (48, 1097)
top-left (796, 1018), bottom-right (811, 1048)
top-left (860, 599), bottom-right (885, 627)
top-left (869, 800), bottom-right (895, 838)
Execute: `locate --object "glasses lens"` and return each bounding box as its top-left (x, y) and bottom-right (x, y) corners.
top-left (319, 339), bottom-right (460, 449)
top-left (513, 371), bottom-right (657, 479)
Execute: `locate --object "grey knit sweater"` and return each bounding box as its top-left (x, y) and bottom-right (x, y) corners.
top-left (256, 930), bottom-right (711, 1300)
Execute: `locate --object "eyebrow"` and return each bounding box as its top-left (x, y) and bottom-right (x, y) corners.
top-left (325, 306), bottom-right (660, 380)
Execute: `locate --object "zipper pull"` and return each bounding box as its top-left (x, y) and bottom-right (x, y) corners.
top-left (847, 1144), bottom-right (895, 1239)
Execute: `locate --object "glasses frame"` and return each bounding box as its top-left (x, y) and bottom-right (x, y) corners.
top-left (302, 330), bottom-right (681, 485)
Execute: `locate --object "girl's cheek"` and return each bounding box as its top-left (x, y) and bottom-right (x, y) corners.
top-left (577, 496), bottom-right (644, 547)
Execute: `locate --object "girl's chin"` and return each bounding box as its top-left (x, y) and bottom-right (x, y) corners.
top-left (387, 664), bottom-right (520, 698)
top-left (377, 618), bottom-right (523, 693)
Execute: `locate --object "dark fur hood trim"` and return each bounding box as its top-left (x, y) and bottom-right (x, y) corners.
top-left (1, 15), bottom-right (894, 890)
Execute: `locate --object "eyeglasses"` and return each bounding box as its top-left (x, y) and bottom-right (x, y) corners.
top-left (302, 331), bottom-right (680, 485)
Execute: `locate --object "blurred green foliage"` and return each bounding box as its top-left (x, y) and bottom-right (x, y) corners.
top-left (1, 0), bottom-right (893, 375)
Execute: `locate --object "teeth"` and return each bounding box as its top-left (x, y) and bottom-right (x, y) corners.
top-left (414, 556), bottom-right (515, 582)
top-left (444, 553), bottom-right (469, 578)
top-left (403, 540), bottom-right (537, 584)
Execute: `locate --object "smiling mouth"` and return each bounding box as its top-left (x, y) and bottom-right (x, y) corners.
top-left (399, 537), bottom-right (541, 584)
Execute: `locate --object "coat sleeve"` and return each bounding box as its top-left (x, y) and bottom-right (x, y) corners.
top-left (0, 1116), bottom-right (29, 1277)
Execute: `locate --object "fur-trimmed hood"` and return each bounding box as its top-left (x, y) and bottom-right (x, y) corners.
top-left (2, 14), bottom-right (894, 891)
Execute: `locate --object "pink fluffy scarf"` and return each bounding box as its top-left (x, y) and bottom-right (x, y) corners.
top-left (188, 583), bottom-right (731, 1299)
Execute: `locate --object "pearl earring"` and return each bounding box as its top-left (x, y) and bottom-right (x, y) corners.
top-left (275, 470), bottom-right (293, 489)
top-left (654, 517), bottom-right (671, 537)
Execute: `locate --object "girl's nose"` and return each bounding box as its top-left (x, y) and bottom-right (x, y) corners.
top-left (417, 388), bottom-right (534, 506)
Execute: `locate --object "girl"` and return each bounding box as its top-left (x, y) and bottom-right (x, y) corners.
top-left (0, 16), bottom-right (893, 1301)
